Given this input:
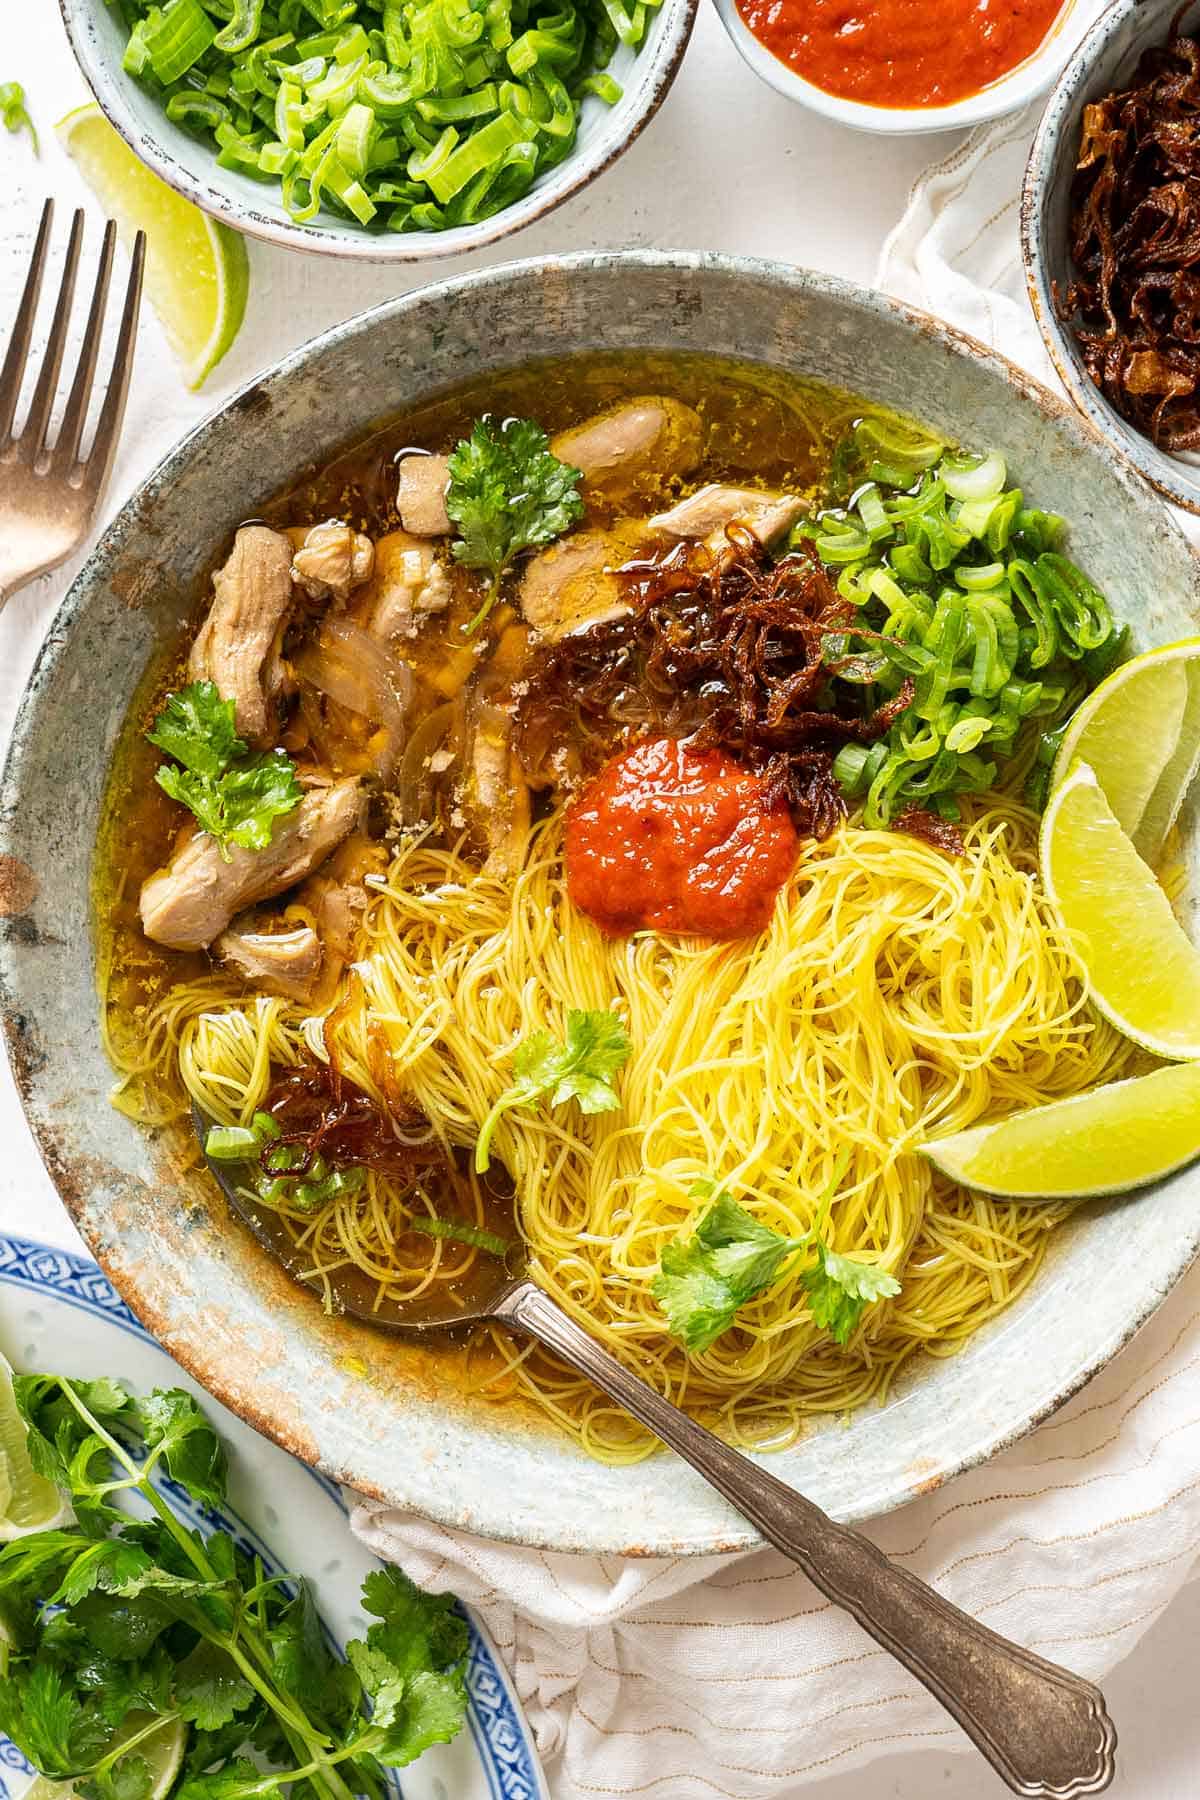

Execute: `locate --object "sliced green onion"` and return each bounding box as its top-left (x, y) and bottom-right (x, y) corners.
top-left (409, 1216), bottom-right (513, 1256)
top-left (143, 0), bottom-right (216, 84)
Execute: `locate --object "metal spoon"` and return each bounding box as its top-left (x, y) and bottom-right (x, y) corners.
top-left (195, 1109), bottom-right (1115, 1798)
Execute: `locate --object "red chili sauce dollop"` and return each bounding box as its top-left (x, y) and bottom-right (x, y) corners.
top-left (565, 738), bottom-right (799, 940)
top-left (735, 0), bottom-right (1064, 110)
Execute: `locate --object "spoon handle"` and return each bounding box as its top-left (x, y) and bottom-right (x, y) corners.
top-left (497, 1279), bottom-right (1116, 1800)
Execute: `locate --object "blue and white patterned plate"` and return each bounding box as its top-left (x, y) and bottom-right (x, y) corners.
top-left (0, 1235), bottom-right (547, 1800)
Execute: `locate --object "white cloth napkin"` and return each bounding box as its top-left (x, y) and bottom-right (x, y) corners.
top-left (354, 89), bottom-right (1200, 1800)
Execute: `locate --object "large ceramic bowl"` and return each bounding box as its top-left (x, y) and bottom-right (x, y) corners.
top-left (57, 0), bottom-right (697, 261)
top-left (1022, 0), bottom-right (1200, 512)
top-left (2, 253), bottom-right (1199, 1555)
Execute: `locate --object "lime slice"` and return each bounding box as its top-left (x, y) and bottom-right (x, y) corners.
top-left (22, 1715), bottom-right (187, 1800)
top-left (56, 104), bottom-right (249, 390)
top-left (1051, 639), bottom-right (1200, 840)
top-left (1041, 762), bottom-right (1200, 1060)
top-left (922, 1062), bottom-right (1200, 1197)
top-left (1134, 657), bottom-right (1200, 867)
top-left (0, 1352), bottom-right (71, 1541)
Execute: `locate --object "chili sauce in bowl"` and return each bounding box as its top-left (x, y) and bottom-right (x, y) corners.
top-left (712, 0), bottom-right (1084, 131)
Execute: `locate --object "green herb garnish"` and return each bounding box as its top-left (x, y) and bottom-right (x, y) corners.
top-left (204, 1111), bottom-right (365, 1214)
top-left (147, 682), bottom-right (302, 861)
top-left (408, 1216), bottom-right (512, 1257)
top-left (474, 1008), bottom-right (631, 1173)
top-left (0, 1374), bottom-right (467, 1800)
top-left (653, 1179), bottom-right (900, 1352)
top-left (1, 82), bottom-right (37, 151)
top-left (445, 416), bottom-right (584, 633)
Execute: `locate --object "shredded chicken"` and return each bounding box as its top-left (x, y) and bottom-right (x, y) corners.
top-left (139, 778), bottom-right (362, 951)
top-left (291, 521), bottom-right (375, 602)
top-left (358, 530), bottom-right (452, 640)
top-left (397, 453), bottom-right (451, 536)
top-left (188, 525), bottom-right (295, 746)
top-left (649, 484), bottom-right (807, 552)
top-left (466, 704), bottom-right (531, 875)
top-left (550, 396), bottom-right (703, 499)
top-left (517, 519), bottom-right (649, 641)
top-left (216, 919), bottom-right (323, 1002)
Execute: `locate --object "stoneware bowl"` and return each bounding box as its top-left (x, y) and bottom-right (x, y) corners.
top-left (710, 0), bottom-right (1095, 134)
top-left (56, 0), bottom-right (697, 261)
top-left (3, 253), bottom-right (1199, 1555)
top-left (1022, 0), bottom-right (1200, 512)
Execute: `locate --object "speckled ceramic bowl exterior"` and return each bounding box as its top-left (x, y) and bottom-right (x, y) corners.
top-left (3, 254), bottom-right (1199, 1555)
top-left (711, 0), bottom-right (1092, 134)
top-left (57, 0), bottom-right (697, 262)
top-left (1022, 0), bottom-right (1200, 512)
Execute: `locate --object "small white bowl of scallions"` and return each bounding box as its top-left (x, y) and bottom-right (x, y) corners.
top-left (59, 0), bottom-right (699, 259)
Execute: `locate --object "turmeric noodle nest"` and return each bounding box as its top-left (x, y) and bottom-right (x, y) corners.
top-left (104, 798), bottom-right (1137, 1465)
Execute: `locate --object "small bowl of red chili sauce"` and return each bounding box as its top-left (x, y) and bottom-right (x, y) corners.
top-left (711, 0), bottom-right (1092, 132)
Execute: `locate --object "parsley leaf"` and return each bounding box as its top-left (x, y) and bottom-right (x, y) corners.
top-left (445, 415), bottom-right (584, 632)
top-left (474, 1007), bottom-right (631, 1172)
top-left (653, 1183), bottom-right (900, 1352)
top-left (800, 1244), bottom-right (901, 1346)
top-left (147, 682), bottom-right (302, 861)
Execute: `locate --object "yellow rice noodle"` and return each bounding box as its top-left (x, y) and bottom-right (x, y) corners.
top-left (105, 800), bottom-right (1138, 1463)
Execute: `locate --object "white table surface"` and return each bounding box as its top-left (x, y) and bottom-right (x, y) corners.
top-left (3, 3), bottom-right (1198, 1794)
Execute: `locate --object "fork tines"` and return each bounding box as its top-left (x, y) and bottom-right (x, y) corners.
top-left (0, 197), bottom-right (145, 492)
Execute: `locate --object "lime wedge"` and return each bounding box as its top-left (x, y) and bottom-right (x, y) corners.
top-left (922, 1062), bottom-right (1200, 1197)
top-left (0, 1352), bottom-right (72, 1541)
top-left (56, 104), bottom-right (249, 390)
top-left (22, 1715), bottom-right (187, 1800)
top-left (1134, 656), bottom-right (1200, 867)
top-left (1051, 639), bottom-right (1200, 840)
top-left (1040, 762), bottom-right (1200, 1060)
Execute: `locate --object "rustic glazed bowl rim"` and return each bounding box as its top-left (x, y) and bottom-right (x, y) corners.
top-left (4, 250), bottom-right (1200, 1553)
top-left (1021, 0), bottom-right (1200, 514)
top-left (56, 0), bottom-right (699, 262)
top-left (709, 0), bottom-right (1086, 135)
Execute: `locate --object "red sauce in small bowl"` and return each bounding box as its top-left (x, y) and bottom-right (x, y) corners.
top-left (565, 738), bottom-right (798, 941)
top-left (735, 0), bottom-right (1065, 110)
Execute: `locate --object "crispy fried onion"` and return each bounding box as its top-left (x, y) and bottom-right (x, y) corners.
top-left (1062, 20), bottom-right (1200, 449)
top-left (514, 529), bottom-right (913, 841)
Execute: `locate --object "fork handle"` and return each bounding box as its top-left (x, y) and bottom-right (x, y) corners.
top-left (496, 1279), bottom-right (1116, 1799)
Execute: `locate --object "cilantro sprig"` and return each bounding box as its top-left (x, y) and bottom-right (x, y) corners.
top-left (0, 1373), bottom-right (467, 1800)
top-left (445, 415), bottom-right (584, 634)
top-left (147, 682), bottom-right (302, 862)
top-left (474, 1008), bottom-right (631, 1173)
top-left (653, 1177), bottom-right (900, 1352)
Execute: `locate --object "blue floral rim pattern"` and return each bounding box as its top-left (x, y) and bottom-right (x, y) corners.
top-left (0, 1234), bottom-right (542, 1800)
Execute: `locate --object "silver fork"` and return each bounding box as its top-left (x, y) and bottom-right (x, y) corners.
top-left (0, 198), bottom-right (145, 606)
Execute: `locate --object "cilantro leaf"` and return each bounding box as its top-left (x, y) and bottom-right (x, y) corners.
top-left (371, 1668), bottom-right (468, 1767)
top-left (358, 1566), bottom-right (468, 1680)
top-left (175, 1642), bottom-right (257, 1731)
top-left (445, 415), bottom-right (584, 631)
top-left (654, 1184), bottom-right (900, 1352)
top-left (147, 683), bottom-right (302, 861)
top-left (0, 1659), bottom-right (109, 1777)
top-left (800, 1244), bottom-right (901, 1347)
top-left (136, 1389), bottom-right (227, 1508)
top-left (474, 1008), bottom-right (631, 1172)
top-left (176, 1757), bottom-right (288, 1800)
top-left (81, 1751), bottom-right (155, 1800)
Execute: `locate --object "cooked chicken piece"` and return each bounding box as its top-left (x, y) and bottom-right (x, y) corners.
top-left (551, 396), bottom-right (703, 500)
top-left (517, 518), bottom-right (649, 642)
top-left (291, 521), bottom-right (375, 602)
top-left (648, 484), bottom-right (807, 552)
top-left (216, 919), bottom-right (323, 1002)
top-left (397, 454), bottom-right (451, 536)
top-left (469, 706), bottom-right (531, 877)
top-left (139, 779), bottom-right (362, 952)
top-left (188, 525), bottom-right (295, 746)
top-left (297, 834), bottom-right (388, 1004)
top-left (358, 530), bottom-right (452, 640)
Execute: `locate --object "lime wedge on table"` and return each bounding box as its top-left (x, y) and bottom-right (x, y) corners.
top-left (0, 1351), bottom-right (71, 1541)
top-left (1040, 762), bottom-right (1200, 1060)
top-left (1050, 638), bottom-right (1200, 846)
top-left (923, 1062), bottom-right (1200, 1197)
top-left (56, 104), bottom-right (249, 391)
top-left (22, 1716), bottom-right (186, 1800)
